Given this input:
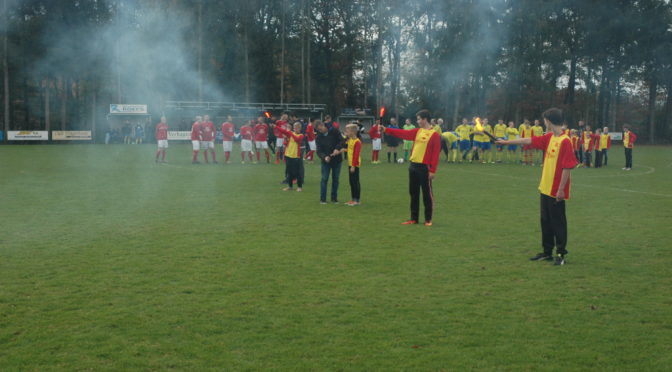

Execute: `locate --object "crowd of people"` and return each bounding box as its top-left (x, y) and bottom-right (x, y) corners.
top-left (151, 108), bottom-right (640, 265)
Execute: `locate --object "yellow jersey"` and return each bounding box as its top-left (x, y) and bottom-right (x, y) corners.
top-left (493, 124), bottom-right (507, 138)
top-left (505, 127), bottom-right (519, 139)
top-left (455, 124), bottom-right (473, 141)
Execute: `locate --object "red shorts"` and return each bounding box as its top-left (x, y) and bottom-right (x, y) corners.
top-left (523, 145), bottom-right (532, 151)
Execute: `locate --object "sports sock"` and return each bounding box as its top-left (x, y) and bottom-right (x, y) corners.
top-left (192, 151), bottom-right (198, 162)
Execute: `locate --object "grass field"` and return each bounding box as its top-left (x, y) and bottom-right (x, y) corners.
top-left (1, 143), bottom-right (671, 371)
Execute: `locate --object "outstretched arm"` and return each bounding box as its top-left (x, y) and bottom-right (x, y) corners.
top-left (497, 137), bottom-right (532, 146)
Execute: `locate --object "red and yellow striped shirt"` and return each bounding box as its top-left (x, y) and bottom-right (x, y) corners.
top-left (531, 133), bottom-right (578, 199)
top-left (277, 127), bottom-right (304, 159)
top-left (385, 127), bottom-right (442, 173)
top-left (347, 137), bottom-right (362, 167)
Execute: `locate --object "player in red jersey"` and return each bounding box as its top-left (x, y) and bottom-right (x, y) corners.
top-left (369, 119), bottom-right (382, 163)
top-left (201, 115), bottom-right (217, 163)
top-left (253, 116), bottom-right (271, 163)
top-left (154, 116), bottom-right (169, 163)
top-left (273, 113), bottom-right (289, 163)
top-left (305, 119), bottom-right (317, 161)
top-left (239, 120), bottom-right (255, 163)
top-left (191, 116), bottom-right (203, 164)
top-left (221, 115), bottom-right (235, 164)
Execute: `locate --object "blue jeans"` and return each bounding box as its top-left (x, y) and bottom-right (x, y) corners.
top-left (320, 161), bottom-right (342, 202)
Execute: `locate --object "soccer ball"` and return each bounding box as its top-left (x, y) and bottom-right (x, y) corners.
top-left (397, 158), bottom-right (405, 164)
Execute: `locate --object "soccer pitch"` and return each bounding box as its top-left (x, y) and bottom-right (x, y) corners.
top-left (1, 144), bottom-right (671, 370)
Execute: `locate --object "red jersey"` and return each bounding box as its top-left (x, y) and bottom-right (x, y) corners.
top-left (239, 126), bottom-right (253, 141)
top-left (385, 127), bottom-right (441, 173)
top-left (155, 122), bottom-right (168, 140)
top-left (274, 120), bottom-right (288, 137)
top-left (201, 121), bottom-right (215, 141)
top-left (221, 122), bottom-right (235, 141)
top-left (191, 122), bottom-right (202, 141)
top-left (253, 123), bottom-right (269, 141)
top-left (369, 124), bottom-right (382, 139)
top-left (277, 126), bottom-right (305, 159)
top-left (531, 133), bottom-right (578, 199)
top-left (305, 123), bottom-right (316, 141)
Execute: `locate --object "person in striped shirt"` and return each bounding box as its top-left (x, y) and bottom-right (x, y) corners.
top-left (622, 125), bottom-right (637, 170)
top-left (345, 124), bottom-right (363, 206)
top-left (276, 122), bottom-right (305, 192)
top-left (497, 108), bottom-right (578, 265)
top-left (382, 109), bottom-right (442, 226)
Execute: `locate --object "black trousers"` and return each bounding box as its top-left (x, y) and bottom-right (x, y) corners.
top-left (540, 194), bottom-right (568, 256)
top-left (286, 157), bottom-right (303, 188)
top-left (595, 149), bottom-right (603, 168)
top-left (584, 151), bottom-right (592, 167)
top-left (625, 148), bottom-right (633, 168)
top-left (408, 163), bottom-right (434, 222)
top-left (348, 167), bottom-right (361, 201)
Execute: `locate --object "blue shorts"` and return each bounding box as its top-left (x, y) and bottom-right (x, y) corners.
top-left (459, 140), bottom-right (470, 151)
top-left (480, 142), bottom-right (491, 150)
top-left (508, 144), bottom-right (518, 151)
top-left (472, 141), bottom-right (483, 149)
top-left (496, 137), bottom-right (505, 150)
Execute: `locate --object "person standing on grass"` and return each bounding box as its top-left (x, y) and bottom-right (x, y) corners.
top-left (455, 118), bottom-right (473, 162)
top-left (622, 125), bottom-right (637, 170)
top-left (600, 127), bottom-right (611, 166)
top-left (505, 121), bottom-right (519, 163)
top-left (201, 115), bottom-right (217, 164)
top-left (316, 120), bottom-right (345, 204)
top-left (154, 116), bottom-right (169, 163)
top-left (582, 125), bottom-right (593, 167)
top-left (345, 124), bottom-right (363, 206)
top-left (191, 116), bottom-right (203, 164)
top-left (276, 122), bottom-right (305, 192)
top-left (253, 116), bottom-right (270, 164)
top-left (239, 120), bottom-right (254, 164)
top-left (493, 119), bottom-right (508, 163)
top-left (369, 119), bottom-right (383, 164)
top-left (221, 116), bottom-right (235, 164)
top-left (385, 117), bottom-right (400, 163)
top-left (402, 118), bottom-right (415, 161)
top-left (382, 109), bottom-right (442, 226)
top-left (496, 108), bottom-right (578, 265)
top-left (594, 128), bottom-right (603, 168)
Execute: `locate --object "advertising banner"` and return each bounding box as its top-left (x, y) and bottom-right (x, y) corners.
top-left (109, 104), bottom-right (148, 114)
top-left (52, 131), bottom-right (92, 140)
top-left (167, 131), bottom-right (191, 140)
top-left (8, 131), bottom-right (49, 140)
top-left (609, 132), bottom-right (623, 141)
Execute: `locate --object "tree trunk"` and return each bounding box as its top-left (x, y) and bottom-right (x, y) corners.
top-left (664, 79), bottom-right (672, 140)
top-left (60, 78), bottom-right (67, 130)
top-left (375, 0), bottom-right (383, 115)
top-left (648, 76), bottom-right (657, 144)
top-left (197, 0), bottom-right (203, 101)
top-left (564, 55), bottom-right (577, 106)
top-left (280, 0), bottom-right (286, 104)
top-left (243, 8), bottom-right (250, 103)
top-left (3, 0), bottom-right (9, 139)
top-left (452, 84), bottom-right (461, 128)
top-left (45, 81), bottom-right (50, 132)
top-left (91, 85), bottom-right (97, 142)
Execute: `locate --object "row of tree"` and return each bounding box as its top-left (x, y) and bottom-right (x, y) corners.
top-left (1, 0), bottom-right (671, 142)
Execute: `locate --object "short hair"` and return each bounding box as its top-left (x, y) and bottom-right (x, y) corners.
top-left (542, 108), bottom-right (563, 126)
top-left (314, 119), bottom-right (323, 127)
top-left (416, 109), bottom-right (431, 121)
top-left (623, 124), bottom-right (630, 130)
top-left (345, 123), bottom-right (358, 132)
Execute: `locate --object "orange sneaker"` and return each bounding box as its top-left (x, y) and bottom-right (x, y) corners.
top-left (401, 220), bottom-right (418, 225)
top-left (424, 221), bottom-right (433, 226)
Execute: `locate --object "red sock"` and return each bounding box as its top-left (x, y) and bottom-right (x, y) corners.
top-left (249, 152), bottom-right (253, 161)
top-left (155, 150), bottom-right (160, 160)
top-left (225, 151), bottom-right (230, 161)
top-left (256, 152), bottom-right (260, 162)
top-left (307, 150), bottom-right (314, 160)
top-left (203, 151), bottom-right (209, 163)
top-left (211, 150), bottom-right (216, 162)
top-left (161, 150), bottom-right (166, 161)
top-left (192, 151), bottom-right (198, 162)
top-left (276, 151), bottom-right (281, 161)
top-left (241, 153), bottom-right (245, 161)
top-left (265, 150), bottom-right (270, 162)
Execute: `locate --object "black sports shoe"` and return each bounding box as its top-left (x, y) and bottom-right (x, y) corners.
top-left (530, 253), bottom-right (553, 261)
top-left (554, 254), bottom-right (566, 266)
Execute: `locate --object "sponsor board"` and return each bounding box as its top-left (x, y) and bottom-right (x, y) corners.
top-left (110, 104), bottom-right (148, 114)
top-left (609, 132), bottom-right (623, 141)
top-left (8, 131), bottom-right (49, 140)
top-left (52, 131), bottom-right (92, 140)
top-left (167, 131), bottom-right (191, 140)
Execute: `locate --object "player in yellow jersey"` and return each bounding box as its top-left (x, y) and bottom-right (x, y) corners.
top-left (475, 118), bottom-right (494, 164)
top-left (455, 118), bottom-right (473, 162)
top-left (493, 119), bottom-right (508, 163)
top-left (532, 119), bottom-right (545, 165)
top-left (505, 121), bottom-right (519, 163)
top-left (441, 130), bottom-right (459, 162)
top-left (519, 119), bottom-right (533, 165)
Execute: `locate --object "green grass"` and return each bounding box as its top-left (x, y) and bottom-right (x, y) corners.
top-left (1, 143), bottom-right (671, 371)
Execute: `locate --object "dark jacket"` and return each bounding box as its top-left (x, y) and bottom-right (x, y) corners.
top-left (316, 128), bottom-right (346, 164)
